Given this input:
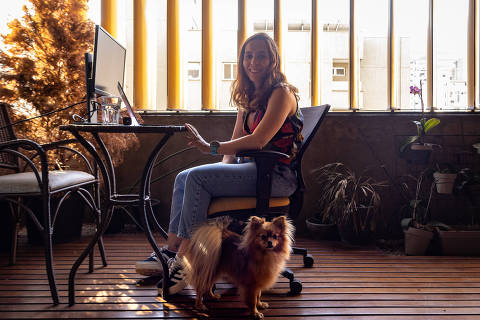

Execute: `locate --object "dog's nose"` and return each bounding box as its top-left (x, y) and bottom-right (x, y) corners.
top-left (267, 241), bottom-right (273, 248)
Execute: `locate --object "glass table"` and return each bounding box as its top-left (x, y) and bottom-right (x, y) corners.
top-left (60, 123), bottom-right (186, 305)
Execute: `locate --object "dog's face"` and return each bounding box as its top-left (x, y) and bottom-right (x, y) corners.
top-left (248, 216), bottom-right (288, 250)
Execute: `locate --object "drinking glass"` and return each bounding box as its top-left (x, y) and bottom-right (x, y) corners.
top-left (99, 96), bottom-right (121, 124)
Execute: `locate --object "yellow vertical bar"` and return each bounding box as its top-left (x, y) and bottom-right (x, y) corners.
top-left (311, 0), bottom-right (321, 106)
top-left (388, 0), bottom-right (395, 111)
top-left (101, 0), bottom-right (117, 38)
top-left (133, 0), bottom-right (148, 109)
top-left (427, 0), bottom-right (433, 111)
top-left (202, 0), bottom-right (215, 110)
top-left (476, 0), bottom-right (479, 110)
top-left (274, 0), bottom-right (284, 71)
top-left (349, 0), bottom-right (358, 110)
top-left (167, 0), bottom-right (181, 110)
top-left (238, 0), bottom-right (248, 58)
top-left (467, 0), bottom-right (475, 109)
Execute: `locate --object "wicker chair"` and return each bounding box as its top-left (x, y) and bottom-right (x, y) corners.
top-left (0, 103), bottom-right (106, 305)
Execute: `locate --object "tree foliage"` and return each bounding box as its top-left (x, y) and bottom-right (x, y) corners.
top-left (0, 0), bottom-right (139, 166)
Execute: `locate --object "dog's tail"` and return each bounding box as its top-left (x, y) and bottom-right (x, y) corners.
top-left (181, 217), bottom-right (230, 293)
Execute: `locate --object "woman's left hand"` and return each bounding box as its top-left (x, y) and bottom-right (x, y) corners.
top-left (185, 123), bottom-right (210, 153)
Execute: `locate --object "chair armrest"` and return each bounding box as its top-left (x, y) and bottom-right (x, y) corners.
top-left (0, 139), bottom-right (47, 185)
top-left (0, 139), bottom-right (43, 152)
top-left (41, 139), bottom-right (77, 150)
top-left (236, 149), bottom-right (290, 160)
top-left (41, 139), bottom-right (95, 174)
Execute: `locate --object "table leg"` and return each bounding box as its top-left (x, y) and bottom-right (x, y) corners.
top-left (138, 133), bottom-right (172, 298)
top-left (68, 204), bottom-right (115, 306)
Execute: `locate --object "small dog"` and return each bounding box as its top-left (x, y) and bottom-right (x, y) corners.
top-left (181, 215), bottom-right (294, 319)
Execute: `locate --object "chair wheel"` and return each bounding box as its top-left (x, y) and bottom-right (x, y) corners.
top-left (303, 254), bottom-right (314, 267)
top-left (289, 278), bottom-right (302, 294)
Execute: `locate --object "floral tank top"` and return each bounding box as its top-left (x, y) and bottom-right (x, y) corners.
top-left (242, 91), bottom-right (304, 166)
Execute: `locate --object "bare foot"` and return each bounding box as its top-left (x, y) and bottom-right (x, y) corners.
top-left (257, 301), bottom-right (269, 309)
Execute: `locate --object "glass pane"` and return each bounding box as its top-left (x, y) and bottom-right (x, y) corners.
top-left (223, 63), bottom-right (231, 80)
top-left (318, 0), bottom-right (350, 110)
top-left (357, 0), bottom-right (388, 111)
top-left (249, 0), bottom-right (274, 37)
top-left (395, 0), bottom-right (429, 111)
top-left (434, 0), bottom-right (469, 110)
top-left (216, 0), bottom-right (237, 110)
top-left (285, 0), bottom-right (311, 108)
top-left (183, 0), bottom-right (202, 110)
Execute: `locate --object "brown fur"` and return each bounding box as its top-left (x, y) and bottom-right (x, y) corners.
top-left (181, 216), bottom-right (294, 319)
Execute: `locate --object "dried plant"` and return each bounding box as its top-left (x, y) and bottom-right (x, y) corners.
top-left (312, 162), bottom-right (386, 234)
top-left (0, 0), bottom-right (139, 167)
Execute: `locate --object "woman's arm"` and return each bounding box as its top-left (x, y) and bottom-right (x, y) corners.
top-left (215, 87), bottom-right (296, 154)
top-left (185, 87), bottom-right (297, 156)
top-left (222, 109), bottom-right (245, 163)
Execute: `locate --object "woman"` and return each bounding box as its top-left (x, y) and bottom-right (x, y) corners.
top-left (136, 33), bottom-right (303, 295)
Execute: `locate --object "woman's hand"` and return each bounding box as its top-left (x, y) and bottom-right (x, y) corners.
top-left (185, 123), bottom-right (210, 154)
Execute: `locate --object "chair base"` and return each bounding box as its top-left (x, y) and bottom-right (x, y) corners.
top-left (292, 246), bottom-right (314, 267)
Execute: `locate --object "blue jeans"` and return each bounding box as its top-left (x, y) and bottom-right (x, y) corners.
top-left (168, 161), bottom-right (297, 239)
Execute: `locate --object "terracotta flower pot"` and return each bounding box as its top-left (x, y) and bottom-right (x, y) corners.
top-left (438, 229), bottom-right (480, 256)
top-left (433, 172), bottom-right (457, 194)
top-left (404, 227), bottom-right (433, 255)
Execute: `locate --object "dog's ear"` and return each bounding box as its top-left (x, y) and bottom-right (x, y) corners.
top-left (249, 216), bottom-right (265, 230)
top-left (272, 216), bottom-right (287, 230)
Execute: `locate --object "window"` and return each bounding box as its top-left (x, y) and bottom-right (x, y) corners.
top-left (434, 0), bottom-right (469, 110)
top-left (318, 0), bottom-right (350, 110)
top-left (187, 62), bottom-right (200, 81)
top-left (82, 0), bottom-right (479, 112)
top-left (222, 62), bottom-right (237, 81)
top-left (395, 0), bottom-right (429, 111)
top-left (333, 67), bottom-right (345, 76)
top-left (332, 63), bottom-right (348, 81)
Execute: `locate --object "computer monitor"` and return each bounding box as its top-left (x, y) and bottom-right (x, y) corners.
top-left (85, 25), bottom-right (126, 122)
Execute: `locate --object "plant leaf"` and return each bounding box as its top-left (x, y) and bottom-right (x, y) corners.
top-left (424, 118), bottom-right (440, 133)
top-left (401, 218), bottom-right (413, 230)
top-left (400, 135), bottom-right (419, 153)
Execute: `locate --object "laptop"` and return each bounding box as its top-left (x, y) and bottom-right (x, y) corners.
top-left (117, 81), bottom-right (140, 126)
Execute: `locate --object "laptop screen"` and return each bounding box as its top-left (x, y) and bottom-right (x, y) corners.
top-left (117, 82), bottom-right (140, 126)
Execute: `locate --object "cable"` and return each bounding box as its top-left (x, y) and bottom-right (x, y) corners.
top-left (0, 100), bottom-right (87, 130)
top-left (72, 101), bottom-right (101, 122)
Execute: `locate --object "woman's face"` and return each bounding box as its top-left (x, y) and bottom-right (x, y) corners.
top-left (242, 39), bottom-right (271, 89)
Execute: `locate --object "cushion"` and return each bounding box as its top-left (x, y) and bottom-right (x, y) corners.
top-left (208, 197), bottom-right (290, 215)
top-left (0, 170), bottom-right (95, 194)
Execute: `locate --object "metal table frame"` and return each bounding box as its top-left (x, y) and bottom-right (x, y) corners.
top-left (60, 123), bottom-right (186, 306)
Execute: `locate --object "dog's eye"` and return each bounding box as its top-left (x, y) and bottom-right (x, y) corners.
top-left (261, 235), bottom-right (267, 241)
top-left (273, 234), bottom-right (277, 240)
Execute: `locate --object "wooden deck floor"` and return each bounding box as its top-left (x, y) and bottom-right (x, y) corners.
top-left (1, 227), bottom-right (480, 319)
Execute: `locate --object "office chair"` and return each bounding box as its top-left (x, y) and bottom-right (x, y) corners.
top-left (207, 104), bottom-right (330, 294)
top-left (0, 102), bottom-right (107, 305)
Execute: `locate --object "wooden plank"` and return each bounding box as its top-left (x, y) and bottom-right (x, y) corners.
top-left (1, 230), bottom-right (480, 319)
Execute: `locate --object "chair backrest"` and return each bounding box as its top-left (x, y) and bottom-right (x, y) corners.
top-left (0, 103), bottom-right (20, 171)
top-left (288, 104), bottom-right (330, 218)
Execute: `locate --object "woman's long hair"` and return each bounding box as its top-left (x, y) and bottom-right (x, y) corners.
top-left (230, 33), bottom-right (298, 112)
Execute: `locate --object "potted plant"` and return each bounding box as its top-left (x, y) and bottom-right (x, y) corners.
top-left (436, 168), bottom-right (480, 256)
top-left (311, 163), bottom-right (386, 245)
top-left (399, 168), bottom-right (448, 255)
top-left (0, 2), bottom-right (140, 241)
top-left (399, 82), bottom-right (441, 164)
top-left (433, 163), bottom-right (458, 195)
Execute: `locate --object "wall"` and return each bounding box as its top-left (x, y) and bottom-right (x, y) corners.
top-left (115, 111), bottom-right (480, 238)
